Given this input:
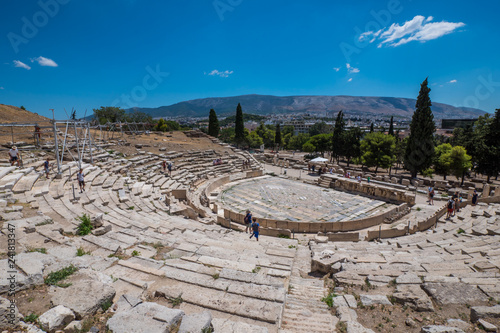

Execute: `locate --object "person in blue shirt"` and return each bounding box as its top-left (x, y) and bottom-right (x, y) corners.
top-left (244, 210), bottom-right (252, 234)
top-left (250, 217), bottom-right (260, 241)
top-left (42, 158), bottom-right (51, 179)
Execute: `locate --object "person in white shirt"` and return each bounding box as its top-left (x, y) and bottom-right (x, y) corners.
top-left (77, 169), bottom-right (85, 193)
top-left (8, 146), bottom-right (21, 167)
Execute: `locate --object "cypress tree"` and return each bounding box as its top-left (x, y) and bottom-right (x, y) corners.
top-left (388, 116), bottom-right (394, 136)
top-left (370, 123), bottom-right (374, 133)
top-left (208, 109), bottom-right (220, 137)
top-left (234, 103), bottom-right (245, 146)
top-left (275, 123), bottom-right (282, 150)
top-left (404, 78), bottom-right (436, 178)
top-left (331, 110), bottom-right (345, 162)
top-left (478, 108), bottom-right (500, 181)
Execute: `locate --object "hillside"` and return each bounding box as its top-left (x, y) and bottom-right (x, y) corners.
top-left (129, 95), bottom-right (487, 119)
top-left (0, 104), bottom-right (50, 123)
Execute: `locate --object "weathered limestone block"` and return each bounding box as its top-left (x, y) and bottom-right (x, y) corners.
top-left (39, 305), bottom-right (75, 333)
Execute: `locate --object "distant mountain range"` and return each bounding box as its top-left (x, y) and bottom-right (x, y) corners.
top-left (128, 94), bottom-right (487, 119)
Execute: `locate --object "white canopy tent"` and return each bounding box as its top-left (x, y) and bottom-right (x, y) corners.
top-left (309, 157), bottom-right (329, 164)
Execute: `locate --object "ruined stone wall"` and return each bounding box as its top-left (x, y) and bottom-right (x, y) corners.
top-left (321, 174), bottom-right (416, 205)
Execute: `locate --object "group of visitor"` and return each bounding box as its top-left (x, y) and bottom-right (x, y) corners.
top-left (242, 159), bottom-right (251, 169)
top-left (244, 210), bottom-right (260, 241)
top-left (308, 164), bottom-right (329, 175)
top-left (162, 160), bottom-right (173, 175)
top-left (213, 158), bottom-right (223, 166)
top-left (446, 191), bottom-right (464, 219)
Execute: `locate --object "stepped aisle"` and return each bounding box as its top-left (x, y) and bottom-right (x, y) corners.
top-left (280, 244), bottom-right (338, 332)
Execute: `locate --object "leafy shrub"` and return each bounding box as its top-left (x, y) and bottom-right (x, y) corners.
top-left (76, 247), bottom-right (91, 256)
top-left (321, 292), bottom-right (337, 308)
top-left (44, 265), bottom-right (78, 286)
top-left (101, 299), bottom-right (112, 311)
top-left (23, 313), bottom-right (38, 323)
top-left (76, 214), bottom-right (93, 236)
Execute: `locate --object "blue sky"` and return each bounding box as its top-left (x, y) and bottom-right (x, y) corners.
top-left (1, 0), bottom-right (499, 119)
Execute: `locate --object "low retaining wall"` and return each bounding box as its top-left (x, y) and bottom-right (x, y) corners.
top-left (223, 203), bottom-right (407, 234)
top-left (327, 232), bottom-right (360, 242)
top-left (321, 174), bottom-right (416, 205)
top-left (217, 215), bottom-right (292, 238)
top-left (366, 195), bottom-right (500, 241)
top-left (366, 226), bottom-right (408, 241)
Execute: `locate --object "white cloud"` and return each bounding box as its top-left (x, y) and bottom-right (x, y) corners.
top-left (448, 79), bottom-right (457, 83)
top-left (0, 87), bottom-right (4, 90)
top-left (32, 56), bottom-right (58, 67)
top-left (13, 60), bottom-right (31, 70)
top-left (346, 63), bottom-right (360, 74)
top-left (206, 70), bottom-right (233, 78)
top-left (361, 15), bottom-right (465, 48)
top-left (333, 67), bottom-right (341, 72)
top-left (348, 78), bottom-right (353, 82)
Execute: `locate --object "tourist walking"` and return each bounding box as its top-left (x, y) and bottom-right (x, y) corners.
top-left (472, 190), bottom-right (478, 206)
top-left (42, 158), bottom-right (51, 179)
top-left (244, 209), bottom-right (252, 233)
top-left (77, 169), bottom-right (85, 193)
top-left (8, 146), bottom-right (21, 168)
top-left (167, 162), bottom-right (172, 176)
top-left (456, 193), bottom-right (463, 213)
top-left (452, 191), bottom-right (459, 215)
top-left (249, 217), bottom-right (260, 241)
top-left (162, 160), bottom-right (167, 173)
top-left (429, 188), bottom-right (434, 205)
top-left (446, 198), bottom-right (454, 219)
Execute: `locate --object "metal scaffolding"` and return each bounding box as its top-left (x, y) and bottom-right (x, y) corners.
top-left (0, 111), bottom-right (153, 178)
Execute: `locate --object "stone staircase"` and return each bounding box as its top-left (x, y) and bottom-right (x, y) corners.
top-left (280, 244), bottom-right (338, 332)
top-left (318, 177), bottom-right (332, 188)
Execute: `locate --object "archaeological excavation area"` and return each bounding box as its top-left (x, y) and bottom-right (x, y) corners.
top-left (0, 130), bottom-right (499, 333)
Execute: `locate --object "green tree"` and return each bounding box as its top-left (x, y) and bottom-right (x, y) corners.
top-left (343, 127), bottom-right (362, 167)
top-left (302, 141), bottom-right (316, 153)
top-left (20, 105), bottom-right (26, 110)
top-left (309, 134), bottom-right (332, 156)
top-left (208, 109), bottom-right (220, 137)
top-left (246, 130), bottom-right (264, 148)
top-left (308, 122), bottom-right (330, 136)
top-left (361, 132), bottom-right (396, 173)
top-left (164, 120), bottom-right (180, 131)
top-left (219, 127), bottom-right (235, 143)
top-left (282, 125), bottom-right (295, 137)
top-left (370, 123), bottom-right (374, 133)
top-left (154, 118), bottom-right (167, 132)
top-left (394, 137), bottom-right (406, 172)
top-left (275, 124), bottom-right (282, 149)
top-left (127, 111), bottom-right (153, 123)
top-left (283, 133), bottom-right (293, 149)
top-left (404, 78), bottom-right (436, 178)
top-left (93, 106), bottom-right (126, 124)
top-left (477, 108), bottom-right (500, 181)
top-left (255, 123), bottom-right (275, 148)
top-left (331, 110), bottom-right (345, 162)
top-left (434, 143), bottom-right (453, 180)
top-left (448, 146), bottom-right (472, 185)
top-left (234, 103), bottom-right (245, 146)
top-left (388, 116), bottom-right (394, 136)
top-left (288, 133), bottom-right (310, 151)
top-left (451, 125), bottom-right (474, 156)
top-left (154, 119), bottom-right (180, 132)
